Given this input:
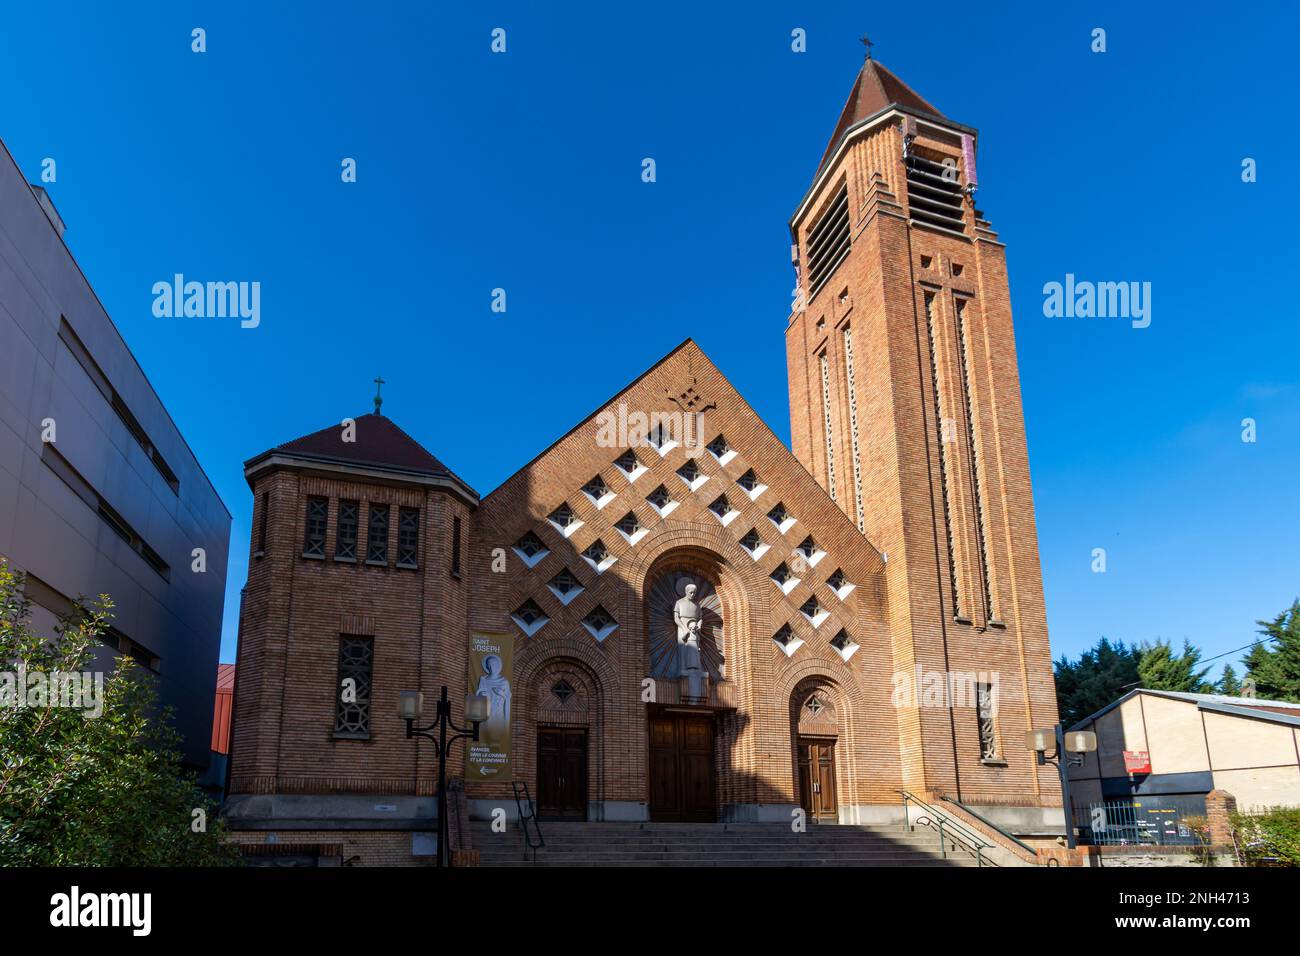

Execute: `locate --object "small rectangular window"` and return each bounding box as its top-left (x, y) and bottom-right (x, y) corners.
top-left (366, 503), bottom-right (390, 564)
top-left (450, 515), bottom-right (461, 574)
top-left (335, 499), bottom-right (359, 561)
top-left (59, 317), bottom-right (179, 494)
top-left (976, 682), bottom-right (1000, 761)
top-left (397, 507), bottom-right (420, 569)
top-left (303, 496), bottom-right (328, 558)
top-left (333, 635), bottom-right (373, 738)
top-left (255, 492), bottom-right (269, 556)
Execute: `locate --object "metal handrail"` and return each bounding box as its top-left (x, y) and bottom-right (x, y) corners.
top-left (512, 781), bottom-right (545, 862)
top-left (897, 789), bottom-right (996, 867)
top-left (940, 795), bottom-right (1037, 856)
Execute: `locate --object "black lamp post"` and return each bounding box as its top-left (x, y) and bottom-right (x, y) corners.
top-left (399, 685), bottom-right (490, 867)
top-left (1027, 724), bottom-right (1097, 850)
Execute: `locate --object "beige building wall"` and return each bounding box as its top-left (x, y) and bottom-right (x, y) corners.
top-left (1069, 691), bottom-right (1300, 814)
top-left (1142, 695), bottom-right (1209, 775)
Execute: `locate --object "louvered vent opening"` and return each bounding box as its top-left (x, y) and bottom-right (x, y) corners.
top-left (905, 153), bottom-right (966, 234)
top-left (805, 183), bottom-right (851, 300)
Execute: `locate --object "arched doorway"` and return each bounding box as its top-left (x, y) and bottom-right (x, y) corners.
top-left (531, 657), bottom-right (601, 822)
top-left (791, 680), bottom-right (842, 822)
top-left (642, 550), bottom-right (733, 822)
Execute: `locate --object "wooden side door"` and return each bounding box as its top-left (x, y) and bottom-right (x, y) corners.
top-left (813, 739), bottom-right (837, 818)
top-left (537, 727), bottom-right (587, 820)
top-left (797, 738), bottom-right (838, 820)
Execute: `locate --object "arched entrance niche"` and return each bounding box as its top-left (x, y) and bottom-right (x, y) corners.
top-left (512, 639), bottom-right (615, 822)
top-left (639, 546), bottom-right (747, 822)
top-left (789, 675), bottom-right (849, 823)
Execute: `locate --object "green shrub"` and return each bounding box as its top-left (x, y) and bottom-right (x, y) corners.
top-left (1230, 806), bottom-right (1300, 867)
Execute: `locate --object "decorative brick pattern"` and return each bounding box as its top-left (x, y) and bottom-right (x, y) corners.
top-left (226, 61), bottom-right (1062, 865)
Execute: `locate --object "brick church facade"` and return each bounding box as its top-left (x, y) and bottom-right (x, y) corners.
top-left (225, 58), bottom-right (1063, 863)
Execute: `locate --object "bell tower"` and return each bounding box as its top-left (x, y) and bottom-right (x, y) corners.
top-left (786, 56), bottom-right (1060, 807)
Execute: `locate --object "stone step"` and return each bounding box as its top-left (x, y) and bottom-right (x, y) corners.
top-left (480, 858), bottom-right (979, 867)
top-left (509, 842), bottom-right (945, 849)
top-left (467, 820), bottom-right (993, 867)
top-left (470, 825), bottom-right (917, 837)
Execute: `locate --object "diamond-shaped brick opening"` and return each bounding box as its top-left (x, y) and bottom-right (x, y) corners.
top-left (511, 598), bottom-right (549, 637)
top-left (615, 510), bottom-right (646, 545)
top-left (773, 623), bottom-right (803, 657)
top-left (582, 474), bottom-right (615, 509)
top-left (547, 568), bottom-right (584, 605)
top-left (615, 449), bottom-right (648, 481)
top-left (548, 502), bottom-right (582, 538)
top-left (512, 531), bottom-right (550, 568)
top-left (768, 502), bottom-right (796, 534)
top-left (582, 605), bottom-right (618, 642)
top-left (739, 527), bottom-right (768, 560)
top-left (581, 538), bottom-right (616, 574)
top-left (771, 561), bottom-right (800, 594)
top-left (647, 484), bottom-right (677, 517)
top-left (706, 434), bottom-right (736, 466)
top-left (830, 627), bottom-right (859, 662)
top-left (827, 568), bottom-right (855, 600)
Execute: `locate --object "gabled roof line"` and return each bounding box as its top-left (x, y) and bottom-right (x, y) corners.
top-left (479, 338), bottom-right (697, 500)
top-left (243, 411), bottom-right (479, 505)
top-left (476, 337), bottom-right (886, 570)
top-left (1068, 687), bottom-right (1300, 731)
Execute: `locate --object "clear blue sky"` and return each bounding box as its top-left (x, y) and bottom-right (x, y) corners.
top-left (3, 2), bottom-right (1297, 677)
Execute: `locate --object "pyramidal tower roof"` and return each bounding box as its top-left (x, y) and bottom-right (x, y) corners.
top-left (245, 412), bottom-right (478, 504)
top-left (814, 59), bottom-right (947, 180)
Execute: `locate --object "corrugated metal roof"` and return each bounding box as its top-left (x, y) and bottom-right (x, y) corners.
top-left (1070, 687), bottom-right (1300, 730)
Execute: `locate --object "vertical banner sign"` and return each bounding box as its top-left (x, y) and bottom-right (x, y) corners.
top-left (467, 631), bottom-right (513, 780)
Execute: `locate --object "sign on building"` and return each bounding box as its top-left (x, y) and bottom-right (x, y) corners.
top-left (467, 631), bottom-right (513, 780)
top-left (1123, 750), bottom-right (1151, 774)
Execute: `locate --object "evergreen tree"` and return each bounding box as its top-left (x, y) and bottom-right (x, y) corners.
top-left (1245, 599), bottom-right (1300, 703)
top-left (1054, 637), bottom-right (1142, 726)
top-left (1137, 639), bottom-right (1213, 693)
top-left (1217, 664), bottom-right (1242, 696)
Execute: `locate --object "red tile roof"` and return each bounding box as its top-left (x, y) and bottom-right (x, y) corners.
top-left (246, 413), bottom-right (477, 498)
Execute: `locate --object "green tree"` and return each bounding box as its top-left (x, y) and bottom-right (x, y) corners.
top-left (1217, 664), bottom-right (1242, 696)
top-left (0, 560), bottom-right (241, 866)
top-left (1054, 637), bottom-right (1142, 726)
top-left (1137, 639), bottom-right (1213, 693)
top-left (1243, 600), bottom-right (1300, 703)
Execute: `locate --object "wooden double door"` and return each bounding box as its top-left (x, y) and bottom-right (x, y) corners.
top-left (536, 727), bottom-right (587, 820)
top-left (649, 713), bottom-right (716, 822)
top-left (797, 737), bottom-right (838, 820)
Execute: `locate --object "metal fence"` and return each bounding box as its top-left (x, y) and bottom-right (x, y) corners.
top-left (1075, 798), bottom-right (1205, 847)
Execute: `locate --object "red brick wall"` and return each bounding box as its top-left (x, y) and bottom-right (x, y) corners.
top-left (228, 111), bottom-right (1063, 841)
top-left (229, 467), bottom-right (472, 796)
top-left (466, 342), bottom-right (903, 811)
top-left (787, 115), bottom-right (1061, 807)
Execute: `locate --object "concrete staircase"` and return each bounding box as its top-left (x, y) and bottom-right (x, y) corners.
top-left (472, 820), bottom-right (985, 867)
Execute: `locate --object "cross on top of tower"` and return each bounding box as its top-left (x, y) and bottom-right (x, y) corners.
top-left (859, 35), bottom-right (873, 60)
top-left (373, 375), bottom-right (385, 416)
